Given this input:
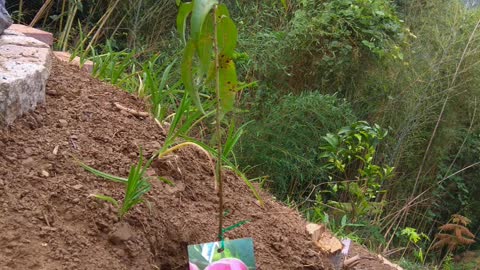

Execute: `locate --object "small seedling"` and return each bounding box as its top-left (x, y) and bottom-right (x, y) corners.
top-left (80, 150), bottom-right (153, 219)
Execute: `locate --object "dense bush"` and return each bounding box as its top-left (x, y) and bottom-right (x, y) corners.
top-left (237, 92), bottom-right (356, 200)
top-left (235, 0), bottom-right (405, 93)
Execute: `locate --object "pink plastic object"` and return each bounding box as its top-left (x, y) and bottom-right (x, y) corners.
top-left (205, 258), bottom-right (248, 270)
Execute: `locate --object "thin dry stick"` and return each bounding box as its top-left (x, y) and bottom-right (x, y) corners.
top-left (213, 4), bottom-right (224, 243)
top-left (113, 102), bottom-right (149, 117)
top-left (84, 0), bottom-right (121, 54)
top-left (29, 0), bottom-right (54, 27)
top-left (58, 0), bottom-right (67, 34)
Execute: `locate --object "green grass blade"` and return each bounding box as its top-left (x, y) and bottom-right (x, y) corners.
top-left (77, 161), bottom-right (128, 184)
top-left (89, 194), bottom-right (119, 208)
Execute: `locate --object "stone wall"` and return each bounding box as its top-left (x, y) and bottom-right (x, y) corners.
top-left (0, 29), bottom-right (51, 126)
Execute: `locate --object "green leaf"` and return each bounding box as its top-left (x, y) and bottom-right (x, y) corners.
top-left (197, 13), bottom-right (214, 76)
top-left (158, 177), bottom-right (175, 186)
top-left (341, 215), bottom-right (347, 227)
top-left (78, 161), bottom-right (128, 184)
top-left (89, 194), bottom-right (119, 208)
top-left (323, 134), bottom-right (338, 148)
top-left (280, 0), bottom-right (287, 11)
top-left (181, 40), bottom-right (205, 113)
top-left (159, 60), bottom-right (176, 93)
top-left (216, 15), bottom-right (237, 58)
top-left (218, 57), bottom-right (237, 114)
top-left (215, 3), bottom-right (230, 18)
top-left (176, 2), bottom-right (193, 44)
top-left (191, 0), bottom-right (218, 42)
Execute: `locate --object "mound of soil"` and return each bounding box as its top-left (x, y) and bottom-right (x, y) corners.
top-left (0, 59), bottom-right (332, 269)
top-left (0, 59), bottom-right (397, 270)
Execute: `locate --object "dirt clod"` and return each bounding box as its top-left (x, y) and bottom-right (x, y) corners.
top-left (109, 223), bottom-right (134, 245)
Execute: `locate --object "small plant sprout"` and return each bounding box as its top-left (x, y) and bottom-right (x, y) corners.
top-left (400, 227), bottom-right (430, 263)
top-left (80, 150), bottom-right (152, 219)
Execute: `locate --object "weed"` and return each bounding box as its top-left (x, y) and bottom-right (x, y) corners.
top-left (80, 150), bottom-right (153, 219)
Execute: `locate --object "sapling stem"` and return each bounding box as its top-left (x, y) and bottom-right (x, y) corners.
top-left (212, 4), bottom-right (224, 243)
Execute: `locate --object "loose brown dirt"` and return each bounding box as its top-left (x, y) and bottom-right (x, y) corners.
top-left (0, 59), bottom-right (396, 270)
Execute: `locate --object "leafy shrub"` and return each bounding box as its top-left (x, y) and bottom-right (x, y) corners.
top-left (237, 92), bottom-right (356, 200)
top-left (236, 0), bottom-right (406, 93)
top-left (313, 121), bottom-right (394, 223)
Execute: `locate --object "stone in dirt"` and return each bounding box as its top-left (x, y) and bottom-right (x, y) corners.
top-left (0, 29), bottom-right (51, 126)
top-left (0, 0), bottom-right (12, 35)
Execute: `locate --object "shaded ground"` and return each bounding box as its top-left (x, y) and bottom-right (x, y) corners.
top-left (0, 59), bottom-right (396, 270)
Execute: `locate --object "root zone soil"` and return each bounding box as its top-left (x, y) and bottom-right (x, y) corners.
top-left (0, 59), bottom-right (396, 270)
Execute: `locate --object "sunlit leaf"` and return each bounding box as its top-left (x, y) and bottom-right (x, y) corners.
top-left (191, 0), bottom-right (218, 42)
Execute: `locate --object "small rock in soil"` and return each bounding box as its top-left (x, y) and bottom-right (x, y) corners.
top-left (24, 147), bottom-right (33, 155)
top-left (21, 157), bottom-right (34, 165)
top-left (58, 119), bottom-right (68, 127)
top-left (72, 184), bottom-right (83, 190)
top-left (109, 223), bottom-right (133, 245)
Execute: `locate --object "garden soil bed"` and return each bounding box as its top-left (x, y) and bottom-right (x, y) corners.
top-left (0, 59), bottom-right (396, 270)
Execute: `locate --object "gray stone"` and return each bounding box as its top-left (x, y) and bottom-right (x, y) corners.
top-left (0, 0), bottom-right (12, 35)
top-left (0, 30), bottom-right (52, 126)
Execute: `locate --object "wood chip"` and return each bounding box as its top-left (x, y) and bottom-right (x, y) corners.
top-left (306, 223), bottom-right (343, 254)
top-left (377, 255), bottom-right (404, 270)
top-left (113, 102), bottom-right (149, 118)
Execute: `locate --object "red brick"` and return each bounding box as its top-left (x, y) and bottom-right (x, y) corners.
top-left (53, 51), bottom-right (94, 73)
top-left (7, 24), bottom-right (53, 46)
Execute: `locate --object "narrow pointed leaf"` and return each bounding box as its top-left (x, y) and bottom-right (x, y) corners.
top-left (191, 0), bottom-right (218, 42)
top-left (197, 14), bottom-right (214, 76)
top-left (216, 4), bottom-right (230, 18)
top-left (159, 60), bottom-right (176, 92)
top-left (176, 2), bottom-right (193, 44)
top-left (78, 161), bottom-right (128, 184)
top-left (216, 10), bottom-right (237, 57)
top-left (181, 40), bottom-right (205, 113)
top-left (219, 58), bottom-right (237, 114)
top-left (90, 194), bottom-right (119, 208)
